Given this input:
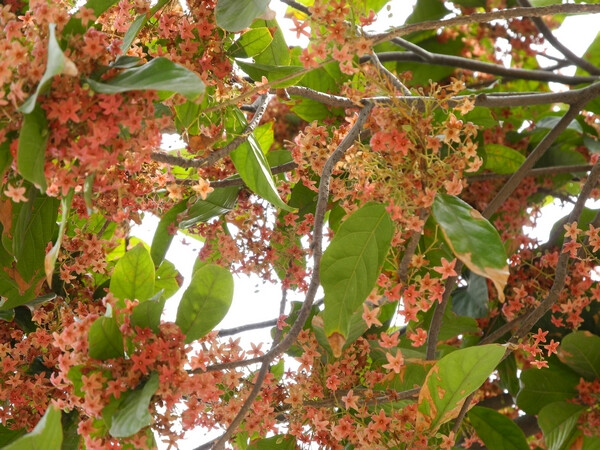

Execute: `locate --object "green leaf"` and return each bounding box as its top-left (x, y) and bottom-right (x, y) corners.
top-left (0, 136), bottom-right (12, 179)
top-left (497, 353), bottom-right (520, 397)
top-left (150, 200), bottom-right (187, 266)
top-left (20, 24), bottom-right (76, 113)
top-left (321, 203), bottom-right (393, 355)
top-left (13, 189), bottom-right (59, 282)
top-left (463, 107), bottom-right (497, 128)
top-left (406, 0), bottom-right (451, 23)
top-left (110, 244), bottom-right (155, 304)
top-left (60, 411), bottom-right (81, 450)
top-left (247, 434), bottom-right (297, 449)
top-left (121, 13), bottom-right (147, 53)
top-left (451, 271), bottom-right (489, 318)
top-left (176, 264), bottom-right (234, 343)
top-left (17, 106), bottom-right (49, 191)
top-left (468, 406), bottom-right (529, 450)
top-left (121, 0), bottom-right (170, 53)
top-left (109, 373), bottom-right (159, 438)
top-left (516, 362), bottom-right (580, 415)
top-left (216, 0), bottom-right (270, 32)
top-left (228, 27), bottom-right (273, 58)
top-left (432, 193), bottom-right (509, 302)
top-left (154, 260), bottom-right (181, 300)
top-left (416, 344), bottom-right (505, 434)
top-left (538, 401), bottom-right (585, 450)
top-left (557, 331), bottom-right (600, 380)
top-left (291, 98), bottom-right (331, 121)
top-left (179, 186), bottom-right (240, 228)
top-left (0, 426), bottom-right (25, 447)
top-left (483, 144), bottom-right (526, 175)
top-left (44, 189), bottom-right (73, 286)
top-left (4, 405), bottom-right (62, 450)
top-left (254, 122), bottom-right (274, 154)
top-left (252, 19), bottom-right (290, 66)
top-left (230, 134), bottom-right (293, 211)
top-left (131, 291), bottom-right (166, 333)
top-left (236, 61), bottom-right (305, 88)
top-left (86, 57), bottom-right (205, 100)
top-left (63, 0), bottom-right (120, 35)
top-left (88, 316), bottom-right (124, 360)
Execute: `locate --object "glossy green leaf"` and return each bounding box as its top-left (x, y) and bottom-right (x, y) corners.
top-left (154, 260), bottom-right (181, 300)
top-left (150, 200), bottom-right (187, 266)
top-left (516, 363), bottom-right (580, 415)
top-left (13, 190), bottom-right (59, 282)
top-left (230, 135), bottom-right (293, 211)
top-left (131, 291), bottom-right (166, 333)
top-left (236, 61), bottom-right (305, 88)
top-left (484, 144), bottom-right (526, 175)
top-left (110, 244), bottom-right (155, 304)
top-left (254, 122), bottom-right (274, 154)
top-left (20, 24), bottom-right (76, 113)
top-left (468, 406), bottom-right (529, 450)
top-left (88, 316), bottom-right (124, 360)
top-left (4, 405), bottom-right (62, 450)
top-left (121, 13), bottom-right (146, 53)
top-left (179, 186), bottom-right (240, 228)
top-left (538, 401), bottom-right (585, 450)
top-left (228, 27), bottom-right (273, 58)
top-left (176, 264), bottom-right (234, 343)
top-left (44, 189), bottom-right (73, 286)
top-left (121, 0), bottom-right (170, 52)
top-left (291, 98), bottom-right (331, 122)
top-left (321, 203), bottom-right (393, 355)
top-left (451, 271), bottom-right (489, 318)
top-left (109, 373), bottom-right (159, 438)
top-left (252, 19), bottom-right (290, 66)
top-left (216, 0), bottom-right (270, 32)
top-left (17, 106), bottom-right (48, 191)
top-left (416, 344), bottom-right (505, 434)
top-left (86, 58), bottom-right (205, 100)
top-left (432, 193), bottom-right (509, 302)
top-left (557, 331), bottom-right (600, 379)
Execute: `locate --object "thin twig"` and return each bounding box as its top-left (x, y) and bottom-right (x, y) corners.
top-left (278, 0), bottom-right (310, 16)
top-left (371, 4), bottom-right (600, 44)
top-left (468, 164), bottom-right (593, 182)
top-left (482, 100), bottom-right (588, 218)
top-left (215, 319), bottom-right (278, 338)
top-left (425, 263), bottom-right (464, 360)
top-left (368, 51), bottom-right (598, 85)
top-left (517, 0), bottom-right (600, 76)
top-left (207, 103), bottom-right (374, 450)
top-left (511, 161), bottom-right (600, 340)
top-left (151, 94), bottom-right (272, 169)
top-left (370, 52), bottom-right (412, 96)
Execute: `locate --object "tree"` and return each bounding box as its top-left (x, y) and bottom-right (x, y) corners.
top-left (1, 0), bottom-right (600, 448)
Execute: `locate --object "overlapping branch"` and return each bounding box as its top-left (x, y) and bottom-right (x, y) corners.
top-left (206, 103), bottom-right (375, 450)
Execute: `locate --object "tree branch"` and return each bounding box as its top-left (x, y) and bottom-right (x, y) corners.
top-left (367, 51), bottom-right (598, 85)
top-left (468, 164), bottom-right (594, 182)
top-left (517, 0), bottom-right (600, 76)
top-left (151, 94), bottom-right (272, 169)
top-left (207, 103), bottom-right (374, 450)
top-left (371, 4), bottom-right (600, 44)
top-left (511, 160), bottom-right (600, 340)
top-left (482, 100), bottom-right (588, 218)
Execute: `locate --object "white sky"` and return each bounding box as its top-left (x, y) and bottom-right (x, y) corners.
top-left (128, 2), bottom-right (600, 448)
